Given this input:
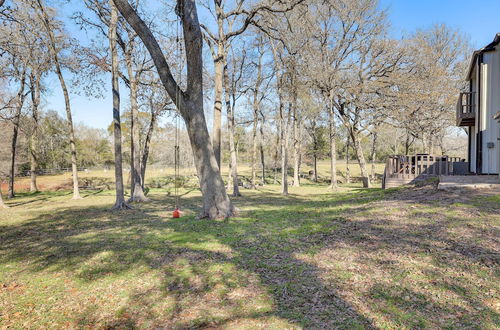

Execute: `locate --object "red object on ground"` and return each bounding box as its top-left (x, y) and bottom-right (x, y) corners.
top-left (172, 208), bottom-right (181, 218)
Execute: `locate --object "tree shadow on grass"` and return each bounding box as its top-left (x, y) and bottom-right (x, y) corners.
top-left (0, 190), bottom-right (377, 328)
top-left (0, 186), bottom-right (498, 328)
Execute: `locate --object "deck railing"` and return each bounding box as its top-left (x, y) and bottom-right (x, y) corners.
top-left (384, 155), bottom-right (465, 180)
top-left (456, 92), bottom-right (476, 126)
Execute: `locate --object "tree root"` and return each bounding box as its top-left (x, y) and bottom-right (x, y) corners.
top-left (127, 196), bottom-right (150, 203)
top-left (111, 200), bottom-right (132, 210)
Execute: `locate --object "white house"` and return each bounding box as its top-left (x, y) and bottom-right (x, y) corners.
top-left (457, 33), bottom-right (500, 175)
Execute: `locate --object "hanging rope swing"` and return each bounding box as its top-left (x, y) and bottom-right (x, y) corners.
top-left (172, 17), bottom-right (182, 219)
top-left (172, 113), bottom-right (181, 218)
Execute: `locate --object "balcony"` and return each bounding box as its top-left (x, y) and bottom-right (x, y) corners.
top-left (456, 92), bottom-right (476, 126)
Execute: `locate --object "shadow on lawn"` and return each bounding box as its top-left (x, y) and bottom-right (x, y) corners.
top-left (0, 186), bottom-right (498, 328)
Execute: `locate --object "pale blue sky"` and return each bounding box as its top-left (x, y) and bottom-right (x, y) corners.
top-left (45, 0), bottom-right (500, 129)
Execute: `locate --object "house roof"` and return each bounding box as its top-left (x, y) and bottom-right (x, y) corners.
top-left (466, 33), bottom-right (500, 80)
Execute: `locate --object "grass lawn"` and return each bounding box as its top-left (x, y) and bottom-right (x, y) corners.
top-left (2, 161), bottom-right (386, 192)
top-left (0, 183), bottom-right (498, 328)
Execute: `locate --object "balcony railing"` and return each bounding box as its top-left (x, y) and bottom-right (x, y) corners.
top-left (456, 92), bottom-right (476, 126)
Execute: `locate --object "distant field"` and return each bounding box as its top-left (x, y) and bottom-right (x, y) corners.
top-left (1, 161), bottom-right (386, 193)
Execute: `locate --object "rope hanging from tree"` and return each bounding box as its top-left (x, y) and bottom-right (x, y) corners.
top-left (172, 16), bottom-right (182, 219)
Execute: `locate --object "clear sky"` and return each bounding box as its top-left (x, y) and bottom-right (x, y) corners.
top-left (46, 0), bottom-right (500, 129)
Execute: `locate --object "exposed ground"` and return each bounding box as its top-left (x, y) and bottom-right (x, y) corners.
top-left (0, 180), bottom-right (498, 329)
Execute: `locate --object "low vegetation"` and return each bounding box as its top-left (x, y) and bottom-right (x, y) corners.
top-left (1, 183), bottom-right (498, 328)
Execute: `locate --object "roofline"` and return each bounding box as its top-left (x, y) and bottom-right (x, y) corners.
top-left (466, 33), bottom-right (500, 80)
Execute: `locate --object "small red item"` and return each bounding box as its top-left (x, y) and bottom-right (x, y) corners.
top-left (172, 208), bottom-right (181, 218)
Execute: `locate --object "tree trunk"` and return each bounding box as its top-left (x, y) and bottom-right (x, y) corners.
top-left (346, 134), bottom-right (351, 184)
top-left (113, 0), bottom-right (234, 219)
top-left (250, 55), bottom-right (263, 189)
top-left (370, 131), bottom-right (378, 182)
top-left (404, 131), bottom-right (410, 155)
top-left (140, 108), bottom-right (157, 189)
top-left (125, 46), bottom-right (148, 202)
top-left (0, 188), bottom-right (6, 208)
top-left (184, 104), bottom-right (235, 218)
top-left (329, 109), bottom-right (337, 189)
top-left (273, 133), bottom-right (279, 185)
top-left (428, 134), bottom-right (434, 155)
top-left (8, 69), bottom-right (27, 199)
top-left (292, 106), bottom-right (301, 187)
top-left (351, 129), bottom-right (371, 188)
top-left (259, 114), bottom-right (266, 185)
top-left (280, 102), bottom-right (290, 195)
top-left (36, 0), bottom-right (80, 199)
top-left (29, 73), bottom-right (41, 193)
top-left (251, 101), bottom-right (258, 188)
top-left (223, 63), bottom-right (240, 197)
top-left (313, 155), bottom-right (318, 182)
top-left (109, 0), bottom-right (129, 210)
top-left (212, 53), bottom-right (223, 169)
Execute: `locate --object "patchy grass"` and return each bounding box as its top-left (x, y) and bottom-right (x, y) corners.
top-left (2, 161), bottom-right (386, 193)
top-left (0, 184), bottom-right (498, 329)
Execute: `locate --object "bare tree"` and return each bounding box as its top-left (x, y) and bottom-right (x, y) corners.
top-left (247, 35), bottom-right (272, 188)
top-left (109, 0), bottom-right (130, 210)
top-left (201, 0), bottom-right (303, 169)
top-left (113, 0), bottom-right (235, 219)
top-left (35, 0), bottom-right (81, 199)
top-left (8, 65), bottom-right (27, 198)
top-left (28, 70), bottom-right (42, 192)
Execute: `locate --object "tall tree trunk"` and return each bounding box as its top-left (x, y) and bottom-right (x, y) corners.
top-left (140, 108), bottom-right (157, 189)
top-left (328, 109), bottom-right (337, 189)
top-left (313, 155), bottom-right (318, 182)
top-left (273, 132), bottom-right (279, 185)
top-left (428, 133), bottom-right (434, 154)
top-left (370, 130), bottom-right (378, 182)
top-left (185, 104), bottom-right (235, 218)
top-left (29, 73), bottom-right (41, 193)
top-left (8, 69), bottom-right (27, 199)
top-left (259, 118), bottom-right (266, 185)
top-left (280, 102), bottom-right (290, 195)
top-left (125, 46), bottom-right (148, 202)
top-left (251, 101), bottom-right (258, 188)
top-left (292, 106), bottom-right (301, 187)
top-left (113, 0), bottom-right (234, 219)
top-left (212, 53), bottom-right (223, 169)
top-left (223, 63), bottom-right (240, 197)
top-left (250, 53), bottom-right (263, 189)
top-left (109, 0), bottom-right (129, 210)
top-left (350, 128), bottom-right (371, 188)
top-left (36, 0), bottom-right (81, 199)
top-left (346, 134), bottom-right (351, 184)
top-left (404, 131), bottom-right (410, 155)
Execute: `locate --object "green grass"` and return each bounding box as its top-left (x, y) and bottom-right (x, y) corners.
top-left (0, 183), bottom-right (498, 329)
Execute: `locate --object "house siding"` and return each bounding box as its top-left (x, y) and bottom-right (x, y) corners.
top-left (481, 50), bottom-right (500, 174)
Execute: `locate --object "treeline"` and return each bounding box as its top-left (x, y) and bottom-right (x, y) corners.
top-left (0, 111), bottom-right (112, 175)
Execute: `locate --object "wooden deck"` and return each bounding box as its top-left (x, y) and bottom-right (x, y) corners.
top-left (456, 92), bottom-right (476, 126)
top-left (383, 155), bottom-right (467, 189)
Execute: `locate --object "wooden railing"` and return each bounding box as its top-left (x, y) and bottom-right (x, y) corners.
top-left (456, 92), bottom-right (476, 126)
top-left (385, 155), bottom-right (465, 180)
